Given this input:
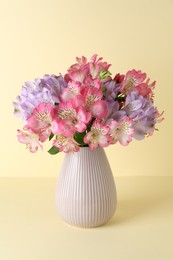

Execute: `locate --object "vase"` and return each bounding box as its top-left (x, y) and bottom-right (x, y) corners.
top-left (56, 147), bottom-right (117, 228)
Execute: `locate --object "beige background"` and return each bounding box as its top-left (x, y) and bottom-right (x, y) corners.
top-left (0, 0), bottom-right (172, 177)
top-left (0, 2), bottom-right (173, 260)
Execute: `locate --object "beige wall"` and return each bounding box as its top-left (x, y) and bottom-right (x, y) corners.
top-left (0, 0), bottom-right (172, 177)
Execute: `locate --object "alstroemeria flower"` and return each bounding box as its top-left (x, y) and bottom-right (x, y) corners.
top-left (53, 100), bottom-right (91, 137)
top-left (82, 87), bottom-right (108, 119)
top-left (123, 92), bottom-right (143, 119)
top-left (89, 61), bottom-right (100, 79)
top-left (65, 56), bottom-right (89, 83)
top-left (120, 70), bottom-right (147, 95)
top-left (123, 91), bottom-right (161, 140)
top-left (109, 117), bottom-right (134, 146)
top-left (13, 74), bottom-right (67, 123)
top-left (120, 70), bottom-right (157, 99)
top-left (26, 103), bottom-right (55, 142)
top-left (103, 80), bottom-right (120, 101)
top-left (53, 135), bottom-right (79, 153)
top-left (90, 54), bottom-right (111, 72)
top-left (68, 56), bottom-right (88, 71)
top-left (106, 101), bottom-right (126, 122)
top-left (60, 81), bottom-right (81, 102)
top-left (65, 54), bottom-right (111, 84)
top-left (17, 129), bottom-right (43, 153)
top-left (84, 77), bottom-right (102, 89)
top-left (84, 119), bottom-right (111, 150)
top-left (68, 67), bottom-right (89, 83)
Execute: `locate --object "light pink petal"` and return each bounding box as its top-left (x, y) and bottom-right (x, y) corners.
top-left (39, 127), bottom-right (52, 142)
top-left (98, 135), bottom-right (111, 147)
top-left (75, 121), bottom-right (86, 132)
top-left (116, 118), bottom-right (134, 146)
top-left (84, 87), bottom-right (103, 103)
top-left (89, 143), bottom-right (98, 150)
top-left (17, 130), bottom-right (31, 144)
top-left (53, 136), bottom-right (80, 153)
top-left (84, 132), bottom-right (93, 144)
top-left (76, 106), bottom-right (91, 124)
top-left (90, 54), bottom-right (98, 62)
top-left (60, 88), bottom-right (75, 102)
top-left (118, 133), bottom-right (133, 146)
top-left (76, 56), bottom-right (87, 65)
top-left (35, 103), bottom-right (55, 118)
top-left (74, 95), bottom-right (85, 108)
top-left (58, 119), bottom-right (76, 137)
top-left (136, 83), bottom-right (151, 97)
top-left (91, 100), bottom-right (108, 119)
top-left (89, 63), bottom-right (100, 78)
top-left (70, 67), bottom-right (88, 83)
top-left (52, 119), bottom-right (61, 135)
top-left (27, 116), bottom-right (41, 132)
top-left (17, 129), bottom-right (42, 152)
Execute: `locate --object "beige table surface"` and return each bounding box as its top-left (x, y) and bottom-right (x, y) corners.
top-left (0, 177), bottom-right (173, 260)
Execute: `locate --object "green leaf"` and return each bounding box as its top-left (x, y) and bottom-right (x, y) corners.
top-left (49, 132), bottom-right (54, 141)
top-left (99, 70), bottom-right (112, 80)
top-left (48, 146), bottom-right (59, 155)
top-left (74, 131), bottom-right (86, 146)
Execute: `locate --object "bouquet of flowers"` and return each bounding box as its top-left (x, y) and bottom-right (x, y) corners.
top-left (13, 54), bottom-right (163, 154)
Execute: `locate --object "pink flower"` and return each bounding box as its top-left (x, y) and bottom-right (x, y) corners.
top-left (89, 54), bottom-right (111, 81)
top-left (52, 118), bottom-right (75, 137)
top-left (68, 67), bottom-right (89, 83)
top-left (84, 87), bottom-right (102, 107)
top-left (89, 62), bottom-right (100, 79)
top-left (90, 54), bottom-right (111, 71)
top-left (83, 87), bottom-right (108, 119)
top-left (60, 81), bottom-right (81, 102)
top-left (120, 70), bottom-right (157, 99)
top-left (91, 100), bottom-right (108, 119)
top-left (120, 70), bottom-right (147, 95)
top-left (17, 129), bottom-right (43, 153)
top-left (76, 56), bottom-right (88, 66)
top-left (53, 135), bottom-right (79, 153)
top-left (26, 103), bottom-right (55, 142)
top-left (136, 79), bottom-right (155, 98)
top-left (53, 100), bottom-right (91, 137)
top-left (109, 118), bottom-right (134, 146)
top-left (84, 77), bottom-right (102, 89)
top-left (65, 54), bottom-right (111, 84)
top-left (135, 83), bottom-right (151, 97)
top-left (84, 119), bottom-right (111, 150)
top-left (65, 56), bottom-right (89, 83)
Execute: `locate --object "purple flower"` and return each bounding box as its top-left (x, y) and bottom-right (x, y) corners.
top-left (123, 91), bottom-right (158, 140)
top-left (106, 101), bottom-right (126, 122)
top-left (103, 80), bottom-right (120, 101)
top-left (39, 74), bottom-right (67, 103)
top-left (13, 74), bottom-right (67, 123)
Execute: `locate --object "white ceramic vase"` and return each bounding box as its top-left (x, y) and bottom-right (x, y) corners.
top-left (56, 147), bottom-right (117, 228)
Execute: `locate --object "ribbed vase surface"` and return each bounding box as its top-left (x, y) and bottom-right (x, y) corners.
top-left (56, 147), bottom-right (117, 228)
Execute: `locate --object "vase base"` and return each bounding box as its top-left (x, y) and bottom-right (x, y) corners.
top-left (59, 212), bottom-right (116, 229)
top-left (57, 200), bottom-right (117, 228)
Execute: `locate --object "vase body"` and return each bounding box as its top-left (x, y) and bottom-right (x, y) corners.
top-left (56, 147), bottom-right (117, 228)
